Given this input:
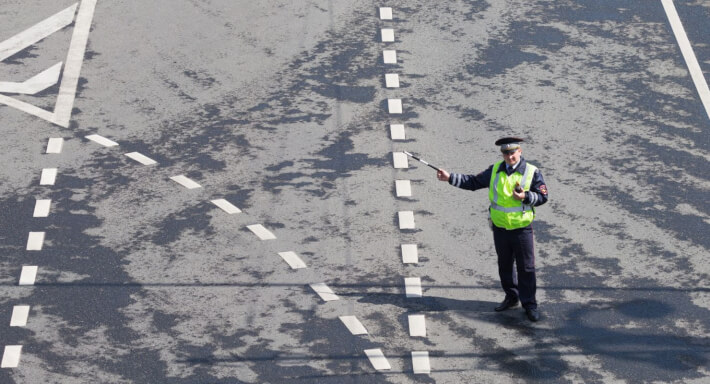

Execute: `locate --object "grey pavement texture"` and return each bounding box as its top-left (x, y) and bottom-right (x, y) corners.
top-left (0, 0), bottom-right (709, 383)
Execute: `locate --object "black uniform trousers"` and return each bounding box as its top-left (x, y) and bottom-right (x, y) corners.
top-left (492, 225), bottom-right (537, 309)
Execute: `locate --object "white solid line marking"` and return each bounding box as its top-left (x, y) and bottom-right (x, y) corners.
top-left (401, 244), bottom-right (418, 263)
top-left (408, 314), bottom-right (426, 337)
top-left (405, 277), bottom-right (422, 298)
top-left (339, 316), bottom-right (368, 335)
top-left (309, 283), bottom-right (339, 302)
top-left (412, 351), bottom-right (431, 374)
top-left (385, 73), bottom-right (400, 88)
top-left (170, 175), bottom-right (202, 189)
top-left (33, 199), bottom-right (51, 217)
top-left (365, 349), bottom-right (391, 370)
top-left (661, 0), bottom-right (710, 120)
top-left (19, 266), bottom-right (37, 286)
top-left (393, 152), bottom-right (408, 168)
top-left (26, 232), bottom-right (45, 251)
top-left (247, 224), bottom-right (276, 240)
top-left (381, 28), bottom-right (394, 42)
top-left (1, 345), bottom-right (22, 368)
top-left (46, 137), bottom-right (63, 154)
top-left (10, 306), bottom-right (30, 327)
top-left (388, 98), bottom-right (402, 114)
top-left (398, 211), bottom-right (415, 229)
top-left (278, 251), bottom-right (307, 269)
top-left (125, 152), bottom-right (157, 165)
top-left (395, 179), bottom-right (412, 197)
top-left (211, 199), bottom-right (241, 214)
top-left (40, 168), bottom-right (57, 185)
top-left (390, 124), bottom-right (405, 140)
top-left (383, 50), bottom-right (397, 64)
top-left (86, 134), bottom-right (118, 147)
top-left (379, 7), bottom-right (393, 20)
top-left (0, 4), bottom-right (77, 61)
top-left (0, 62), bottom-right (62, 95)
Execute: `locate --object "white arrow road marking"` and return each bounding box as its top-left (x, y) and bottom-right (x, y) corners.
top-left (0, 62), bottom-right (62, 94)
top-left (0, 4), bottom-right (77, 61)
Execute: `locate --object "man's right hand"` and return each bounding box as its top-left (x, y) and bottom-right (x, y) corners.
top-left (437, 169), bottom-right (450, 181)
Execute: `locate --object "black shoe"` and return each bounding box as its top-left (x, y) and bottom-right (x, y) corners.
top-left (525, 307), bottom-right (540, 322)
top-left (494, 297), bottom-right (519, 312)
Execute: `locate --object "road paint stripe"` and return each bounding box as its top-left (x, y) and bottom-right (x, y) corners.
top-left (381, 28), bottom-right (394, 42)
top-left (45, 137), bottom-right (63, 153)
top-left (379, 7), bottom-right (393, 20)
top-left (385, 73), bottom-right (400, 88)
top-left (1, 345), bottom-right (22, 368)
top-left (211, 199), bottom-right (241, 214)
top-left (339, 315), bottom-right (368, 335)
top-left (0, 4), bottom-right (77, 62)
top-left (19, 266), bottom-right (37, 285)
top-left (401, 244), bottom-right (418, 263)
top-left (387, 98), bottom-right (402, 114)
top-left (10, 306), bottom-right (30, 327)
top-left (661, 0), bottom-right (710, 120)
top-left (393, 152), bottom-right (408, 168)
top-left (364, 349), bottom-right (391, 370)
top-left (395, 179), bottom-right (411, 197)
top-left (170, 175), bottom-right (202, 189)
top-left (405, 277), bottom-right (422, 298)
top-left (40, 168), bottom-right (57, 185)
top-left (33, 199), bottom-right (51, 217)
top-left (383, 50), bottom-right (397, 64)
top-left (125, 152), bottom-right (157, 165)
top-left (390, 124), bottom-right (405, 140)
top-left (26, 232), bottom-right (45, 251)
top-left (53, 0), bottom-right (98, 127)
top-left (408, 314), bottom-right (426, 337)
top-left (247, 224), bottom-right (276, 240)
top-left (412, 351), bottom-right (431, 374)
top-left (85, 134), bottom-right (118, 147)
top-left (309, 283), bottom-right (339, 301)
top-left (278, 251), bottom-right (307, 269)
top-left (0, 62), bottom-right (62, 95)
top-left (398, 211), bottom-right (415, 229)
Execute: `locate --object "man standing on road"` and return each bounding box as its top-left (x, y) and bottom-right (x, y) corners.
top-left (436, 137), bottom-right (548, 322)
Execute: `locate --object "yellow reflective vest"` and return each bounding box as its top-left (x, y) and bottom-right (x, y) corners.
top-left (488, 161), bottom-right (538, 229)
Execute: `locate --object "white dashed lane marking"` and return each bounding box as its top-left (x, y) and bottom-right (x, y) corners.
top-left (385, 73), bottom-right (400, 88)
top-left (364, 349), bottom-right (392, 370)
top-left (379, 7), bottom-right (392, 20)
top-left (33, 199), bottom-right (51, 217)
top-left (398, 211), bottom-right (415, 229)
top-left (85, 134), bottom-right (118, 147)
top-left (45, 138), bottom-right (63, 154)
top-left (170, 175), bottom-right (202, 189)
top-left (401, 244), bottom-right (418, 263)
top-left (246, 224), bottom-right (276, 240)
top-left (309, 283), bottom-right (339, 302)
top-left (412, 351), bottom-right (431, 374)
top-left (381, 28), bottom-right (394, 42)
top-left (10, 306), bottom-right (30, 327)
top-left (390, 124), bottom-right (405, 140)
top-left (395, 180), bottom-right (411, 197)
top-left (405, 277), bottom-right (422, 298)
top-left (39, 168), bottom-right (57, 185)
top-left (408, 314), bottom-right (426, 336)
top-left (383, 50), bottom-right (397, 64)
top-left (125, 152), bottom-right (157, 165)
top-left (211, 199), bottom-right (241, 214)
top-left (0, 345), bottom-right (22, 368)
top-left (339, 315), bottom-right (368, 335)
top-left (393, 152), bottom-right (408, 168)
top-left (387, 98), bottom-right (402, 114)
top-left (19, 266), bottom-right (37, 286)
top-left (278, 251), bottom-right (307, 269)
top-left (26, 232), bottom-right (45, 251)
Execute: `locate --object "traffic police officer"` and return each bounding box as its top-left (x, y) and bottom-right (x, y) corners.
top-left (436, 137), bottom-right (548, 322)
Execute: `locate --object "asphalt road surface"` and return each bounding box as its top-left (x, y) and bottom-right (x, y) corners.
top-left (0, 0), bottom-right (709, 383)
